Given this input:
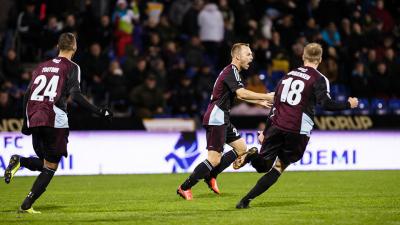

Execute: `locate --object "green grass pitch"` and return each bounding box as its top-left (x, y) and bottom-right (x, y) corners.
top-left (1, 171), bottom-right (399, 225)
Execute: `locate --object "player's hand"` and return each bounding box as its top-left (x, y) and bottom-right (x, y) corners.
top-left (258, 100), bottom-right (273, 108)
top-left (100, 107), bottom-right (113, 121)
top-left (348, 97), bottom-right (359, 108)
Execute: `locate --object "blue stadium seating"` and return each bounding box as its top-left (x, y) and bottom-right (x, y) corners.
top-left (371, 98), bottom-right (388, 115)
top-left (388, 99), bottom-right (400, 115)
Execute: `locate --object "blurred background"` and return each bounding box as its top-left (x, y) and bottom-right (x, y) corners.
top-left (0, 0), bottom-right (399, 132)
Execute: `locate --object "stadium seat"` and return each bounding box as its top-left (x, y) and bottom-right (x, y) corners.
top-left (388, 99), bottom-right (400, 115)
top-left (371, 98), bottom-right (388, 115)
top-left (354, 98), bottom-right (371, 115)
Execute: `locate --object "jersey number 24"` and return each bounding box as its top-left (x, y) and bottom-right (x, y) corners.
top-left (30, 75), bottom-right (59, 102)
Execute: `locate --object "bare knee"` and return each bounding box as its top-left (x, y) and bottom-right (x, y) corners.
top-left (273, 159), bottom-right (288, 173)
top-left (228, 138), bottom-right (247, 156)
top-left (44, 160), bottom-right (58, 171)
top-left (207, 151), bottom-right (222, 167)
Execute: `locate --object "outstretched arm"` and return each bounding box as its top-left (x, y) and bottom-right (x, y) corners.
top-left (314, 77), bottom-right (358, 110)
top-left (237, 95), bottom-right (274, 108)
top-left (236, 88), bottom-right (274, 101)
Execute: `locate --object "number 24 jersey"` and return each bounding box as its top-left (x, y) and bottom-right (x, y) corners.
top-left (25, 57), bottom-right (81, 128)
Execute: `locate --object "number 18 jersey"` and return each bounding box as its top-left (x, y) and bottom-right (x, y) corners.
top-left (26, 57), bottom-right (81, 128)
top-left (270, 66), bottom-right (344, 135)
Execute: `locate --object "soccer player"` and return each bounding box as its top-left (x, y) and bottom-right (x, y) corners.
top-left (3, 33), bottom-right (113, 213)
top-left (177, 43), bottom-right (275, 200)
top-left (233, 43), bottom-right (359, 209)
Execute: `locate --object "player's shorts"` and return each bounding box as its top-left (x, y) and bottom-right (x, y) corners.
top-left (31, 126), bottom-right (69, 163)
top-left (204, 123), bottom-right (241, 153)
top-left (259, 124), bottom-right (309, 165)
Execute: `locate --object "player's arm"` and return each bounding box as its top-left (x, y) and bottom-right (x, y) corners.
top-left (21, 82), bottom-right (33, 135)
top-left (236, 88), bottom-right (275, 101)
top-left (237, 95), bottom-right (274, 108)
top-left (68, 65), bottom-right (112, 118)
top-left (314, 77), bottom-right (358, 110)
top-left (224, 70), bottom-right (274, 101)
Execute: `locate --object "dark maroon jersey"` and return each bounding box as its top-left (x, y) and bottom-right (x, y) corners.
top-left (25, 57), bottom-right (81, 128)
top-left (203, 64), bottom-right (244, 125)
top-left (270, 66), bottom-right (350, 135)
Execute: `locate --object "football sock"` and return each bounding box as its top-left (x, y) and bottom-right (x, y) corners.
top-left (21, 167), bottom-right (55, 210)
top-left (250, 155), bottom-right (274, 173)
top-left (209, 150), bottom-right (238, 179)
top-left (20, 157), bottom-right (44, 171)
top-left (241, 168), bottom-right (281, 202)
top-left (181, 160), bottom-right (213, 190)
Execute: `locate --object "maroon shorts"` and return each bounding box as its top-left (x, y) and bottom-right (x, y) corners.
top-left (259, 124), bottom-right (310, 165)
top-left (31, 126), bottom-right (69, 163)
top-left (204, 123), bottom-right (241, 153)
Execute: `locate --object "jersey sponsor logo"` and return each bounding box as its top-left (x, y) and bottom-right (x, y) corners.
top-left (52, 59), bottom-right (61, 63)
top-left (165, 132), bottom-right (200, 173)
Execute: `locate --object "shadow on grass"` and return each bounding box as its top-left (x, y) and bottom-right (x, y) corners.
top-left (252, 200), bottom-right (309, 208)
top-left (195, 192), bottom-right (236, 198)
top-left (0, 204), bottom-right (66, 213)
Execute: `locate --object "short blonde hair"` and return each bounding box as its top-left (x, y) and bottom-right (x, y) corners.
top-left (303, 43), bottom-right (322, 63)
top-left (231, 43), bottom-right (249, 58)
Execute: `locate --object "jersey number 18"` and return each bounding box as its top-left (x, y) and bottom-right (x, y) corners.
top-left (280, 77), bottom-right (305, 106)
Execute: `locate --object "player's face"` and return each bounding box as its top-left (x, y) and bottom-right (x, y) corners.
top-left (239, 46), bottom-right (253, 70)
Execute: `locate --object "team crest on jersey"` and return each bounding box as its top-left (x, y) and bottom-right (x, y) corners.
top-left (52, 59), bottom-right (61, 63)
top-left (298, 67), bottom-right (308, 72)
top-left (165, 132), bottom-right (200, 173)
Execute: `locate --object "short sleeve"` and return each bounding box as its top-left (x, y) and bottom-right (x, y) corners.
top-left (224, 67), bottom-right (244, 92)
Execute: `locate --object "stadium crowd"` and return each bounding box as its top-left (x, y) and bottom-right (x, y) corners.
top-left (0, 0), bottom-right (399, 119)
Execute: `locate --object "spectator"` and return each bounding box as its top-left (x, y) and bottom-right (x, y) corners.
top-left (246, 74), bottom-right (268, 94)
top-left (41, 15), bottom-right (61, 52)
top-left (168, 0), bottom-right (192, 27)
top-left (321, 22), bottom-right (341, 47)
top-left (104, 60), bottom-right (128, 102)
top-left (0, 89), bottom-right (20, 117)
top-left (2, 49), bottom-right (22, 84)
top-left (93, 15), bottom-right (113, 51)
top-left (129, 74), bottom-right (165, 118)
top-left (184, 36), bottom-right (204, 68)
top-left (112, 0), bottom-right (139, 57)
top-left (181, 0), bottom-right (203, 37)
top-left (16, 1), bottom-right (42, 62)
top-left (198, 2), bottom-right (224, 59)
top-left (170, 75), bottom-right (198, 116)
top-left (350, 62), bottom-right (371, 98)
top-left (372, 62), bottom-right (391, 97)
top-left (370, 0), bottom-right (394, 33)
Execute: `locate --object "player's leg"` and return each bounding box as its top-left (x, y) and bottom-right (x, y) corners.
top-left (204, 124), bottom-right (242, 194)
top-left (177, 125), bottom-right (224, 200)
top-left (236, 159), bottom-right (289, 209)
top-left (236, 131), bottom-right (310, 209)
top-left (206, 129), bottom-right (247, 178)
top-left (233, 126), bottom-right (280, 173)
top-left (178, 150), bottom-right (221, 199)
top-left (19, 127), bottom-right (65, 213)
top-left (4, 129), bottom-right (44, 184)
top-left (19, 159), bottom-right (59, 214)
